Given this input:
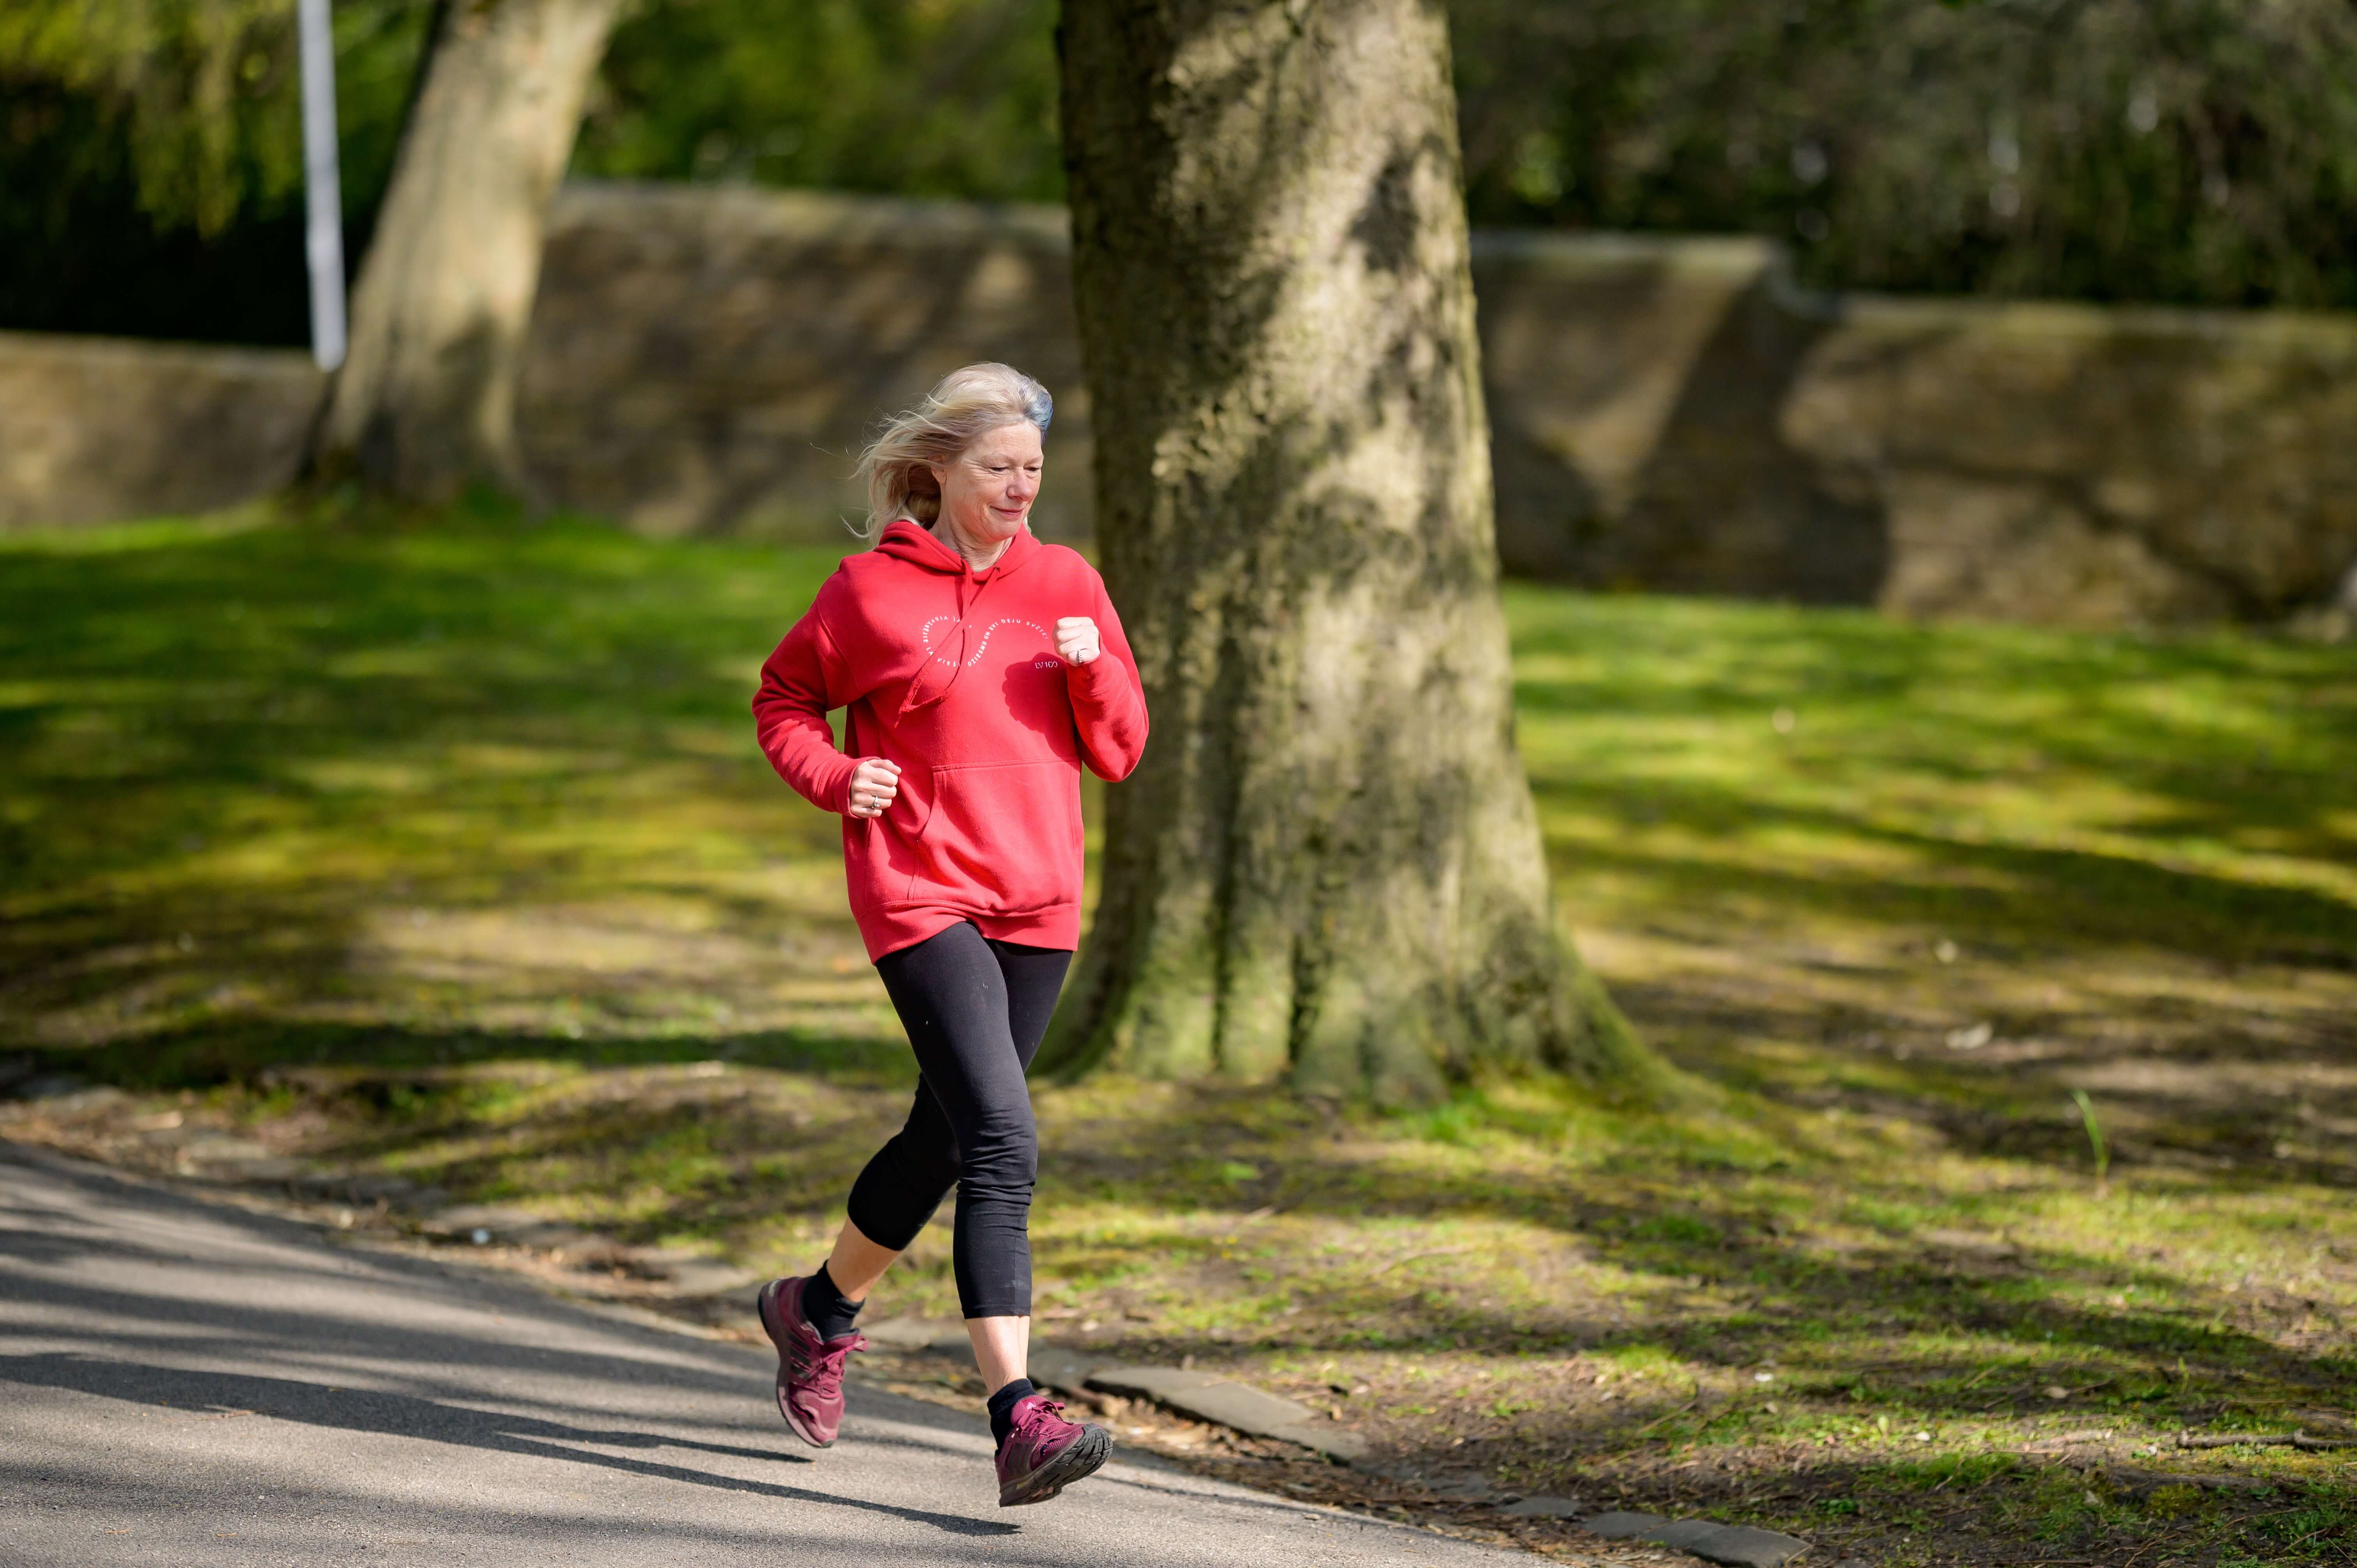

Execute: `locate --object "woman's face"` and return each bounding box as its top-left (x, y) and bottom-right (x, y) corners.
top-left (932, 421), bottom-right (1043, 548)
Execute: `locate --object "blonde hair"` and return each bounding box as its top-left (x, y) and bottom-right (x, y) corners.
top-left (854, 363), bottom-right (1053, 539)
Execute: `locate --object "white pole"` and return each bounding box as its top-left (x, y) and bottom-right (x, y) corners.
top-left (297, 0), bottom-right (347, 371)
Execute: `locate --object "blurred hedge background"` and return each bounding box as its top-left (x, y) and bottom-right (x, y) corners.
top-left (8, 0), bottom-right (2357, 348)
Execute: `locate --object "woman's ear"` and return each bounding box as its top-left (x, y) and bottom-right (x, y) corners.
top-left (927, 462), bottom-right (948, 491)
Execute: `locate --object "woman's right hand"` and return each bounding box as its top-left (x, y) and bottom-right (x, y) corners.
top-left (846, 757), bottom-right (902, 819)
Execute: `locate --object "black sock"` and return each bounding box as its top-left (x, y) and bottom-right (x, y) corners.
top-left (986, 1377), bottom-right (1037, 1447)
top-left (801, 1263), bottom-right (863, 1341)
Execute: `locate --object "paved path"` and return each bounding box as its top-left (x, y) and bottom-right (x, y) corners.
top-left (0, 1142), bottom-right (1525, 1568)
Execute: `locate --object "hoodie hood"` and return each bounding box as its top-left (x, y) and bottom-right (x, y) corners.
top-left (876, 519), bottom-right (1044, 715)
top-left (875, 517), bottom-right (1042, 578)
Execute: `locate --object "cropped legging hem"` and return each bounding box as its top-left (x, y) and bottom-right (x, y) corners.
top-left (845, 920), bottom-right (1070, 1319)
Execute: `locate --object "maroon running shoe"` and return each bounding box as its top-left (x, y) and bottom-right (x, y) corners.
top-left (756, 1275), bottom-right (865, 1448)
top-left (995, 1392), bottom-right (1112, 1507)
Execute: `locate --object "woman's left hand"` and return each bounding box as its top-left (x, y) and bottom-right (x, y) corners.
top-left (1055, 616), bottom-right (1101, 666)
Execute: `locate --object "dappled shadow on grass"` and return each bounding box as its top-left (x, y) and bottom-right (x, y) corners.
top-left (1050, 1126), bottom-right (2354, 1414)
top-left (0, 500), bottom-right (858, 1051)
top-left (6, 1019), bottom-right (919, 1254)
top-left (1495, 589), bottom-right (2357, 1303)
top-left (14, 1017), bottom-right (912, 1091)
top-left (1553, 1448), bottom-right (2353, 1568)
top-left (1507, 588), bottom-right (2357, 980)
top-left (1673, 1032), bottom-right (2357, 1199)
top-left (1004, 1066), bottom-right (2357, 1478)
top-left (1505, 586), bottom-right (2357, 844)
top-left (1535, 778), bottom-right (2357, 968)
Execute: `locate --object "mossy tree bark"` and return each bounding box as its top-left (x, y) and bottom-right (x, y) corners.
top-left (313, 0), bottom-right (621, 502)
top-left (1049, 0), bottom-right (1661, 1101)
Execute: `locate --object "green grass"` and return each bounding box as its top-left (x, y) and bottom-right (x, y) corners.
top-left (4, 500), bottom-right (2353, 1566)
top-left (1511, 582), bottom-right (2357, 968)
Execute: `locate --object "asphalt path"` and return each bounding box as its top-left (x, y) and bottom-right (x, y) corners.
top-left (0, 1141), bottom-right (1528, 1568)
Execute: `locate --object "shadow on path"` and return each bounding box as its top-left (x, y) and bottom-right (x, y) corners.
top-left (0, 1351), bottom-right (1017, 1538)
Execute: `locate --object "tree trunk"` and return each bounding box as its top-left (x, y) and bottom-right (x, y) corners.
top-left (1050, 0), bottom-right (1662, 1101)
top-left (313, 0), bottom-right (621, 502)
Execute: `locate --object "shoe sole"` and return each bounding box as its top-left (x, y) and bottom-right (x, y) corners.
top-left (756, 1280), bottom-right (833, 1449)
top-left (999, 1423), bottom-right (1113, 1508)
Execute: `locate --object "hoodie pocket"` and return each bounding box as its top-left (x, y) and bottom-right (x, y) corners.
top-left (899, 761), bottom-right (1081, 913)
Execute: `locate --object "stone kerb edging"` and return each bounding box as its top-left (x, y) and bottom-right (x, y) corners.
top-left (1580, 1511), bottom-right (1811, 1568)
top-left (1075, 1361), bottom-right (1370, 1463)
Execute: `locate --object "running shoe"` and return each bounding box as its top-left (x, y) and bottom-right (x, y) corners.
top-left (756, 1275), bottom-right (865, 1447)
top-left (995, 1392), bottom-right (1113, 1507)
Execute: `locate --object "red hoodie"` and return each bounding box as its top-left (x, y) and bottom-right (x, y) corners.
top-left (753, 520), bottom-right (1149, 960)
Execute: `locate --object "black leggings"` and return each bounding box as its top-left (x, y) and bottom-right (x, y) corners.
top-left (847, 921), bottom-right (1071, 1319)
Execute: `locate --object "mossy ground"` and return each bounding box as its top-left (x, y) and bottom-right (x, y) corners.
top-left (4, 500), bottom-right (2352, 1565)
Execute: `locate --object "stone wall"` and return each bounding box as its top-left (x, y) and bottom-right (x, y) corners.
top-left (1476, 232), bottom-right (1886, 602)
top-left (0, 332), bottom-right (322, 529)
top-left (1786, 296), bottom-right (2357, 625)
top-left (9, 180), bottom-right (2357, 626)
top-left (1476, 231), bottom-right (2357, 624)
top-left (520, 183), bottom-right (1091, 543)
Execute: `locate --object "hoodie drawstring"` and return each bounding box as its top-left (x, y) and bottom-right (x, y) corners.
top-left (897, 566), bottom-right (995, 719)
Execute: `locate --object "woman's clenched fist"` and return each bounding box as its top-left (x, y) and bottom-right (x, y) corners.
top-left (846, 756), bottom-right (901, 818)
top-left (1055, 616), bottom-right (1101, 666)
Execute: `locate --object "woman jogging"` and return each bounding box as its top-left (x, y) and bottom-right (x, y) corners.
top-left (749, 363), bottom-right (1148, 1507)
